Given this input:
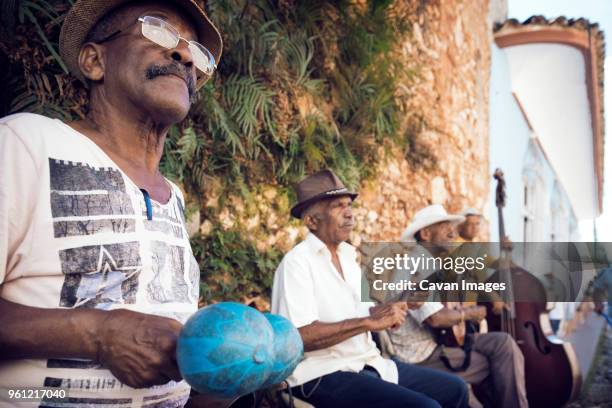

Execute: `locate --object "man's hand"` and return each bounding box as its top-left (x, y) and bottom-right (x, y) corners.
top-left (464, 305), bottom-right (486, 323)
top-left (0, 299), bottom-right (184, 389)
top-left (405, 290), bottom-right (428, 310)
top-left (406, 301), bottom-right (424, 310)
top-left (367, 302), bottom-right (408, 331)
top-left (96, 309), bottom-right (183, 388)
top-left (491, 300), bottom-right (509, 315)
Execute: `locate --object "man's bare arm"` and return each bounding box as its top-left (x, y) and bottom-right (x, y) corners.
top-left (0, 298), bottom-right (103, 360)
top-left (424, 308), bottom-right (463, 328)
top-left (298, 318), bottom-right (371, 352)
top-left (425, 305), bottom-right (486, 328)
top-left (298, 302), bottom-right (408, 352)
top-left (0, 298), bottom-right (182, 388)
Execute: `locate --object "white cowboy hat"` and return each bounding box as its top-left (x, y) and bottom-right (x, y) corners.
top-left (460, 207), bottom-right (481, 217)
top-left (400, 204), bottom-right (465, 242)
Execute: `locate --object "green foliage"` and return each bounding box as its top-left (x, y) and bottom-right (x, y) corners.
top-left (0, 0), bottom-right (86, 119)
top-left (182, 0), bottom-right (415, 192)
top-left (192, 230), bottom-right (282, 302)
top-left (0, 0), bottom-right (429, 304)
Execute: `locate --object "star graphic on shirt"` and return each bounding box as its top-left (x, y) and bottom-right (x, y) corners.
top-left (73, 245), bottom-right (142, 307)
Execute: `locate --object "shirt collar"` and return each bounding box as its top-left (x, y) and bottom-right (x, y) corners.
top-left (305, 232), bottom-right (356, 257)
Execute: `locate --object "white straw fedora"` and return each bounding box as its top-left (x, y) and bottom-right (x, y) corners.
top-left (400, 204), bottom-right (465, 242)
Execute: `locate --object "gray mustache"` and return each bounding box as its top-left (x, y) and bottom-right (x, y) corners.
top-left (145, 63), bottom-right (196, 98)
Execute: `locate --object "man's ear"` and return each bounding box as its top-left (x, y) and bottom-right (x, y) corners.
top-left (78, 43), bottom-right (106, 82)
top-left (457, 222), bottom-right (465, 235)
top-left (304, 214), bottom-right (318, 232)
top-left (419, 227), bottom-right (431, 242)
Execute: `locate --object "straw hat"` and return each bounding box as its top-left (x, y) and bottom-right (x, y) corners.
top-left (400, 204), bottom-right (465, 242)
top-left (59, 0), bottom-right (223, 90)
top-left (460, 207), bottom-right (481, 217)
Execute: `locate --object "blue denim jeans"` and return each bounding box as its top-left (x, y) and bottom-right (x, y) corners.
top-left (290, 361), bottom-right (469, 408)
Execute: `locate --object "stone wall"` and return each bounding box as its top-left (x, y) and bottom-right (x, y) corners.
top-left (353, 0), bottom-right (493, 244)
top-left (194, 0), bottom-right (494, 254)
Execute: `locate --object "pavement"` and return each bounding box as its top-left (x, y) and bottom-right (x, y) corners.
top-left (566, 310), bottom-right (608, 381)
top-left (566, 311), bottom-right (611, 408)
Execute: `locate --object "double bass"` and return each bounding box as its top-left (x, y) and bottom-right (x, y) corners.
top-left (486, 169), bottom-right (581, 407)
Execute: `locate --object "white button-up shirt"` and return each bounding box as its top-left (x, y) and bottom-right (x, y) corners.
top-left (271, 233), bottom-right (398, 386)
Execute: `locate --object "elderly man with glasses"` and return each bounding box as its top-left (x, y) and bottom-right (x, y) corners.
top-left (0, 1), bottom-right (221, 406)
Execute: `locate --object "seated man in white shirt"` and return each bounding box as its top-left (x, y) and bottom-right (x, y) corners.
top-left (388, 205), bottom-right (527, 408)
top-left (272, 170), bottom-right (469, 408)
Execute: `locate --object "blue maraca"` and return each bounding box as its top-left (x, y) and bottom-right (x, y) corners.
top-left (261, 313), bottom-right (304, 388)
top-left (176, 302), bottom-right (274, 399)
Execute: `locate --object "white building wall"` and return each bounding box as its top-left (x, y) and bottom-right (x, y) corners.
top-left (488, 44), bottom-right (580, 243)
top-left (488, 44), bottom-right (532, 242)
top-left (502, 43), bottom-right (598, 220)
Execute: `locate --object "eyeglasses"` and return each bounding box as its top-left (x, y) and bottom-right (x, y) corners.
top-left (97, 15), bottom-right (217, 76)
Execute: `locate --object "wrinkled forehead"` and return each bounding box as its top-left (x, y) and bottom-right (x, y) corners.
top-left (328, 195), bottom-right (353, 205)
top-left (112, 0), bottom-right (198, 41)
top-left (320, 195), bottom-right (353, 212)
top-left (305, 194), bottom-right (352, 216)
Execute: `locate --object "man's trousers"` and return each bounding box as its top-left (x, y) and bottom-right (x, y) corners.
top-left (417, 332), bottom-right (527, 408)
top-left (289, 360), bottom-right (469, 408)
